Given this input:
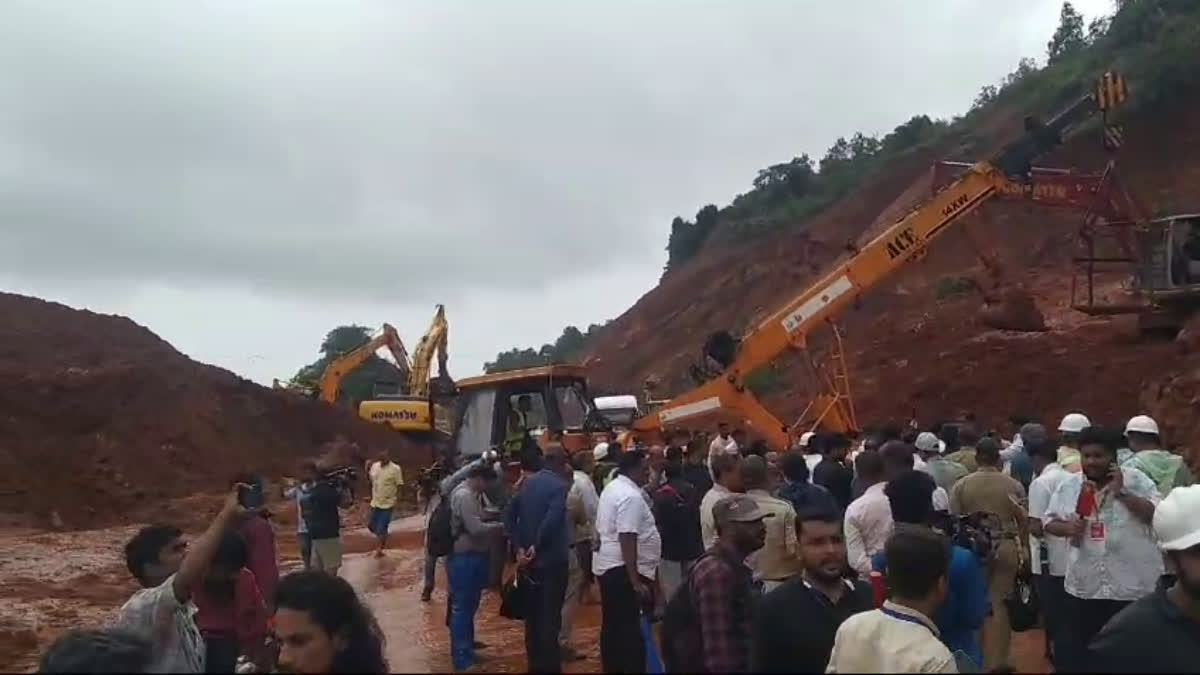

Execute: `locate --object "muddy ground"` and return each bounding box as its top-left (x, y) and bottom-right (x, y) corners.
top-left (0, 492), bottom-right (1049, 673)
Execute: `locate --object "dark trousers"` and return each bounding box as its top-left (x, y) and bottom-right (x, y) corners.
top-left (598, 567), bottom-right (649, 674)
top-left (524, 562), bottom-right (569, 673)
top-left (1035, 575), bottom-right (1067, 664)
top-left (297, 533), bottom-right (312, 571)
top-left (1061, 595), bottom-right (1130, 673)
top-left (203, 634), bottom-right (239, 674)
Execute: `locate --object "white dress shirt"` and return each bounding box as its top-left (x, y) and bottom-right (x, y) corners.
top-left (1028, 462), bottom-right (1070, 576)
top-left (844, 482), bottom-right (894, 577)
top-left (1044, 468), bottom-right (1163, 601)
top-left (699, 483), bottom-right (734, 550)
top-left (593, 474), bottom-right (662, 579)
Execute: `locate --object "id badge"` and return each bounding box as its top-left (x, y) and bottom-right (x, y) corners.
top-left (1089, 520), bottom-right (1106, 542)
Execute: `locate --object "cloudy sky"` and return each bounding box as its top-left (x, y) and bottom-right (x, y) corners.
top-left (0, 0), bottom-right (1113, 383)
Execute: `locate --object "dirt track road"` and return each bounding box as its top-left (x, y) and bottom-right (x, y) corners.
top-left (0, 508), bottom-right (1048, 673)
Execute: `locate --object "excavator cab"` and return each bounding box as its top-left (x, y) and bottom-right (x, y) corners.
top-left (450, 365), bottom-right (609, 460)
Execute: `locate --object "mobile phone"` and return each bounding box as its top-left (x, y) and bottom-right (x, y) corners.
top-left (238, 482), bottom-right (264, 509)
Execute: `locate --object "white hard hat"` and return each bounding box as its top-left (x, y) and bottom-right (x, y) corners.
top-left (593, 442), bottom-right (611, 462)
top-left (1058, 413), bottom-right (1091, 433)
top-left (1125, 414), bottom-right (1160, 436)
top-left (799, 432), bottom-right (815, 448)
top-left (915, 432), bottom-right (941, 454)
top-left (1153, 485), bottom-right (1200, 551)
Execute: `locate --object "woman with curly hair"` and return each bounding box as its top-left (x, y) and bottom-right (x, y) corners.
top-left (273, 572), bottom-right (387, 673)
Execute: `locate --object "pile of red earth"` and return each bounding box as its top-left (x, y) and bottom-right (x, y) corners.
top-left (584, 89), bottom-right (1200, 451)
top-left (0, 292), bottom-right (424, 529)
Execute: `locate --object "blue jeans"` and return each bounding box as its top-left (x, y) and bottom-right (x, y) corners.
top-left (447, 552), bottom-right (488, 670)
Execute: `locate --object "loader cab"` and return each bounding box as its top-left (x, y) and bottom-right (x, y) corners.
top-left (450, 365), bottom-right (606, 460)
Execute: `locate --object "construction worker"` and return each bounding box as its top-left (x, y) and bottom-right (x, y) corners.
top-left (505, 395), bottom-right (534, 455)
top-left (1123, 414), bottom-right (1192, 497)
top-left (1056, 412), bottom-right (1090, 473)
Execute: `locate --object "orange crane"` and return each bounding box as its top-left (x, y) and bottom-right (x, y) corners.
top-left (632, 71), bottom-right (1131, 451)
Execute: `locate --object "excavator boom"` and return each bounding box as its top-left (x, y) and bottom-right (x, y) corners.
top-left (318, 324), bottom-right (412, 404)
top-left (407, 304), bottom-right (452, 398)
top-left (633, 71), bottom-right (1128, 450)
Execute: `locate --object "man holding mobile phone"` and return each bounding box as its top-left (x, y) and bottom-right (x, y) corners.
top-left (233, 473), bottom-right (278, 608)
top-left (1043, 426), bottom-right (1162, 673)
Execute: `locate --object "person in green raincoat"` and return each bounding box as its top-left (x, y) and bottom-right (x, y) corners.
top-left (1123, 415), bottom-right (1192, 497)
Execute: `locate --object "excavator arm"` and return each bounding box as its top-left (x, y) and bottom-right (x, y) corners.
top-left (318, 324), bottom-right (412, 404)
top-left (407, 304), bottom-right (453, 398)
top-left (633, 71), bottom-right (1127, 451)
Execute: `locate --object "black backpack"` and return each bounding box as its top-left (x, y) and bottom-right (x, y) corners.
top-left (426, 494), bottom-right (455, 557)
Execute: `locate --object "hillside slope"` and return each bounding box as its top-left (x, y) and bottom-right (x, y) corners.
top-left (0, 293), bottom-right (423, 528)
top-left (584, 86), bottom-right (1200, 447)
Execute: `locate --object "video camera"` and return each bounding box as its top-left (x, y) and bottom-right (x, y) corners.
top-left (320, 465), bottom-right (358, 501)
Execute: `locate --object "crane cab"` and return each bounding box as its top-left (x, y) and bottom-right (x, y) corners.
top-left (1129, 214), bottom-right (1200, 334)
top-left (450, 365), bottom-right (608, 460)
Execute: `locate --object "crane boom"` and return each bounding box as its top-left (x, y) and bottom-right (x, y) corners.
top-left (633, 71), bottom-right (1128, 451)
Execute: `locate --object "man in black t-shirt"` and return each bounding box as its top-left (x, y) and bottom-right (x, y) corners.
top-left (751, 507), bottom-right (873, 673)
top-left (812, 434), bottom-right (854, 510)
top-left (302, 473), bottom-right (346, 575)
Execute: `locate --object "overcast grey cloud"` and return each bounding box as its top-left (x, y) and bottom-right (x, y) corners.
top-left (0, 0), bottom-right (1113, 382)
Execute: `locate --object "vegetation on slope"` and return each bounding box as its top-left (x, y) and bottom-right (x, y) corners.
top-left (486, 0), bottom-right (1200, 373)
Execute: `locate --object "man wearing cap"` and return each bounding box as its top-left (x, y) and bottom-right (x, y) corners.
top-left (1123, 414), bottom-right (1192, 498)
top-left (661, 494), bottom-right (768, 673)
top-left (591, 442), bottom-right (618, 496)
top-left (1056, 412), bottom-right (1091, 473)
top-left (799, 432), bottom-right (822, 480)
top-left (916, 431), bottom-right (967, 495)
top-left (1087, 484), bottom-right (1200, 671)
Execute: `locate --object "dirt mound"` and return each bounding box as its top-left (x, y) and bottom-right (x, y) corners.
top-left (0, 293), bottom-right (426, 528)
top-left (978, 290), bottom-right (1048, 332)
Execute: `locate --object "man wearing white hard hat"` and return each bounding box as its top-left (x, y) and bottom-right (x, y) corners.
top-left (1087, 484), bottom-right (1200, 671)
top-left (799, 431), bottom-right (822, 482)
top-left (1123, 414), bottom-right (1192, 498)
top-left (1056, 412), bottom-right (1090, 473)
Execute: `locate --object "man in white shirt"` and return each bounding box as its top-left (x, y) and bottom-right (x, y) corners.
top-left (593, 448), bottom-right (662, 674)
top-left (1044, 426), bottom-right (1161, 673)
top-left (799, 431), bottom-right (823, 481)
top-left (700, 453), bottom-right (743, 550)
top-left (845, 450), bottom-right (892, 578)
top-left (1026, 437), bottom-right (1071, 666)
top-left (828, 528), bottom-right (958, 673)
top-left (708, 422), bottom-right (740, 478)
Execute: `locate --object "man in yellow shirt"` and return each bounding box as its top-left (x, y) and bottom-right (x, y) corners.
top-left (367, 448), bottom-right (405, 558)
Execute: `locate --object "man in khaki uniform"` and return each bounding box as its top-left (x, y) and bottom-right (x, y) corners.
top-left (949, 437), bottom-right (1028, 672)
top-left (740, 456), bottom-right (801, 591)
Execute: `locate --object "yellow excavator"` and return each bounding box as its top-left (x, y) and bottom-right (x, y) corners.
top-left (314, 305), bottom-right (454, 434)
top-left (633, 71), bottom-right (1135, 450)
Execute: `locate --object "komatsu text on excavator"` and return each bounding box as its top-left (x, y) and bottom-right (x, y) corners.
top-left (633, 70), bottom-right (1137, 452)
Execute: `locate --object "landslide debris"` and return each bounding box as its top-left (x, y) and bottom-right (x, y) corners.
top-left (0, 292), bottom-right (421, 528)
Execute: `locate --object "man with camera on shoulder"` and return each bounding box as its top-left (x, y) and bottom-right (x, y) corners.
top-left (303, 462), bottom-right (353, 575)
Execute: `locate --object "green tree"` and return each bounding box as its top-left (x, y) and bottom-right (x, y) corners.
top-left (293, 325), bottom-right (405, 407)
top-left (1047, 1), bottom-right (1086, 62)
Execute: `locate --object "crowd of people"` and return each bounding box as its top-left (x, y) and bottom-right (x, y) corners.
top-left (429, 412), bottom-right (1199, 674)
top-left (31, 411), bottom-right (1200, 674)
